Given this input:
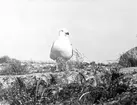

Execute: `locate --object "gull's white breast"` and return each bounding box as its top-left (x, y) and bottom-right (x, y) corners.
top-left (50, 36), bottom-right (73, 61)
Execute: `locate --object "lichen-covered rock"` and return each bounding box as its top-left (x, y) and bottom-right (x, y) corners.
top-left (119, 67), bottom-right (137, 87)
top-left (0, 71), bottom-right (94, 91)
top-left (119, 47), bottom-right (137, 67)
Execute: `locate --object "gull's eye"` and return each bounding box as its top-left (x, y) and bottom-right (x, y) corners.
top-left (66, 32), bottom-right (69, 35)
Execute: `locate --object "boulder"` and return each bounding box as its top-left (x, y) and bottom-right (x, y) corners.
top-left (119, 47), bottom-right (137, 67)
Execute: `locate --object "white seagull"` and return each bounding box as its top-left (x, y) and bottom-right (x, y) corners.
top-left (50, 28), bottom-right (73, 71)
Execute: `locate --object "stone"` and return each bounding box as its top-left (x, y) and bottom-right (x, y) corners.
top-left (119, 47), bottom-right (137, 67)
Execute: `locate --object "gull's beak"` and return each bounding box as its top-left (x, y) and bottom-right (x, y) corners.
top-left (66, 32), bottom-right (69, 35)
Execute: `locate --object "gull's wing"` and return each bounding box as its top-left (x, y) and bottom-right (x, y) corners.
top-left (50, 41), bottom-right (57, 60)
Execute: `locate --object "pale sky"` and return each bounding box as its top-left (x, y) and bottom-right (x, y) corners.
top-left (0, 0), bottom-right (136, 63)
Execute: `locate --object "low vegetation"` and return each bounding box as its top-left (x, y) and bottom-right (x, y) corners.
top-left (0, 67), bottom-right (137, 105)
top-left (0, 50), bottom-right (137, 105)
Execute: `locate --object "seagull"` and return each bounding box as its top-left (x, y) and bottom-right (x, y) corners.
top-left (50, 28), bottom-right (73, 71)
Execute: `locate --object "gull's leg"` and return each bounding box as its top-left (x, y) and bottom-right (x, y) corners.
top-left (56, 57), bottom-right (62, 72)
top-left (65, 61), bottom-right (69, 71)
top-left (62, 59), bottom-right (67, 71)
top-left (55, 62), bottom-right (58, 72)
top-left (60, 57), bottom-right (64, 71)
top-left (55, 58), bottom-right (59, 72)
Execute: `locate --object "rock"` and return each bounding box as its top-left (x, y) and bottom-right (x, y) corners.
top-left (119, 47), bottom-right (137, 67)
top-left (0, 71), bottom-right (93, 91)
top-left (119, 67), bottom-right (137, 74)
top-left (0, 100), bottom-right (10, 105)
top-left (119, 67), bottom-right (137, 87)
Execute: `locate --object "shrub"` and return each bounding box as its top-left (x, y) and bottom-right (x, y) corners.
top-left (0, 56), bottom-right (11, 64)
top-left (0, 59), bottom-right (28, 75)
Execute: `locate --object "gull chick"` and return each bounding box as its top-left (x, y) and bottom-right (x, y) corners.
top-left (50, 28), bottom-right (73, 71)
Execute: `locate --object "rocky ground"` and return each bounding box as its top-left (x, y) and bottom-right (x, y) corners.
top-left (0, 47), bottom-right (137, 105)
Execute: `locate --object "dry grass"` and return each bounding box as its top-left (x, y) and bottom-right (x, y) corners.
top-left (67, 49), bottom-right (85, 70)
top-left (0, 67), bottom-right (137, 105)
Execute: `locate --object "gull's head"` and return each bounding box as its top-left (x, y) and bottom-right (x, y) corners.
top-left (59, 28), bottom-right (69, 36)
